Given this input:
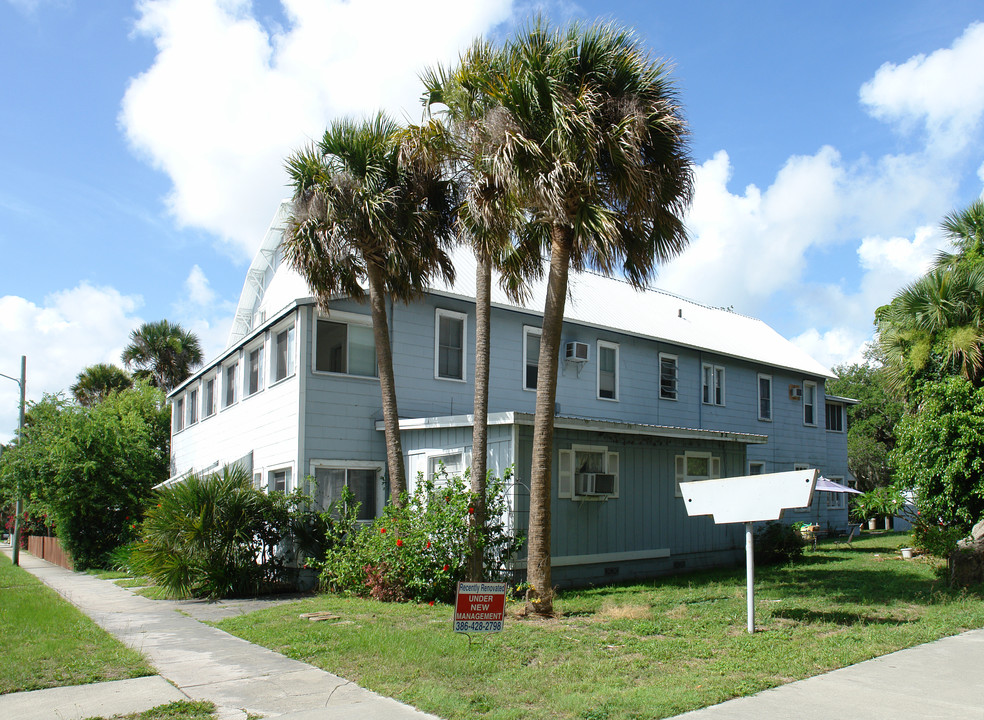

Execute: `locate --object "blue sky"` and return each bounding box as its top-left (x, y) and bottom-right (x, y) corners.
top-left (2, 0), bottom-right (984, 442)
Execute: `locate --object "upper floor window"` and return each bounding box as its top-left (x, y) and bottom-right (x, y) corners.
top-left (202, 375), bottom-right (216, 419)
top-left (523, 326), bottom-right (541, 391)
top-left (597, 341), bottom-right (619, 400)
top-left (316, 317), bottom-right (376, 377)
top-left (702, 364), bottom-right (725, 405)
top-left (172, 396), bottom-right (184, 432)
top-left (659, 353), bottom-right (678, 400)
top-left (187, 387), bottom-right (199, 425)
top-left (245, 344), bottom-right (263, 397)
top-left (223, 360), bottom-right (238, 408)
top-left (758, 374), bottom-right (772, 421)
top-left (272, 324), bottom-right (295, 383)
top-left (825, 402), bottom-right (844, 432)
top-left (803, 380), bottom-right (817, 426)
top-left (435, 309), bottom-right (466, 381)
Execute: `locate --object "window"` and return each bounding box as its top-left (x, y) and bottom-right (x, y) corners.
top-left (659, 353), bottom-right (678, 400)
top-left (428, 451), bottom-right (465, 484)
top-left (202, 375), bottom-right (216, 419)
top-left (825, 402), bottom-right (844, 432)
top-left (702, 364), bottom-right (725, 405)
top-left (674, 451), bottom-right (721, 497)
top-left (187, 388), bottom-right (199, 425)
top-left (523, 326), bottom-right (541, 391)
top-left (758, 374), bottom-right (772, 421)
top-left (803, 380), bottom-right (817, 426)
top-left (825, 475), bottom-right (847, 509)
top-left (316, 318), bottom-right (376, 376)
top-left (435, 309), bottom-right (466, 381)
top-left (172, 396), bottom-right (184, 432)
top-left (314, 466), bottom-right (378, 521)
top-left (245, 344), bottom-right (263, 396)
top-left (269, 468), bottom-right (291, 493)
top-left (558, 444), bottom-right (619, 499)
top-left (272, 325), bottom-right (295, 383)
top-left (223, 360), bottom-right (238, 408)
top-left (749, 462), bottom-right (765, 475)
top-left (597, 341), bottom-right (619, 400)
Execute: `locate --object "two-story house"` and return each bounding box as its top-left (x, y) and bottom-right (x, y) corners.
top-left (168, 203), bottom-right (854, 586)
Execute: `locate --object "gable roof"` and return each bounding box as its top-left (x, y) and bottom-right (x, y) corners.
top-left (230, 202), bottom-right (833, 379)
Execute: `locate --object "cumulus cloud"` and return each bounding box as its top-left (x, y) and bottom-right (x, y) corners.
top-left (0, 284), bottom-right (146, 444)
top-left (120, 0), bottom-right (514, 259)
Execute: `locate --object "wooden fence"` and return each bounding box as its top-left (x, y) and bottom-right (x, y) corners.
top-left (25, 535), bottom-right (73, 570)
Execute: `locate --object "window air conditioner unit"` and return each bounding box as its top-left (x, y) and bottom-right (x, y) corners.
top-left (565, 341), bottom-right (589, 362)
top-left (575, 472), bottom-right (616, 496)
top-left (789, 385), bottom-right (802, 400)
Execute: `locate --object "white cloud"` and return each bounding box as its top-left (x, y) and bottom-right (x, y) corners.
top-left (860, 22), bottom-right (984, 156)
top-left (170, 265), bottom-right (237, 363)
top-left (0, 284), bottom-right (146, 444)
top-left (184, 264), bottom-right (216, 306)
top-left (120, 0), bottom-right (514, 259)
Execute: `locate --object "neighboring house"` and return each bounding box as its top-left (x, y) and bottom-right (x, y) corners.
top-left (168, 203), bottom-right (854, 586)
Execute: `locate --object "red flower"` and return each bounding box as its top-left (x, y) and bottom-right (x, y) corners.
top-left (426, 541), bottom-right (431, 549)
top-left (380, 528), bottom-right (386, 534)
top-left (396, 539), bottom-right (403, 547)
top-left (429, 601), bottom-right (434, 606)
top-left (468, 507), bottom-right (475, 515)
top-left (443, 564), bottom-right (450, 572)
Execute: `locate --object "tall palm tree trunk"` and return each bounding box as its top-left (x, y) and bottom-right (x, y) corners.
top-left (526, 228), bottom-right (573, 614)
top-left (366, 262), bottom-right (408, 506)
top-left (469, 252), bottom-right (492, 581)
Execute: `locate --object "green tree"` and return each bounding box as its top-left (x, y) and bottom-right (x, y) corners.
top-left (281, 113), bottom-right (457, 505)
top-left (71, 363), bottom-right (134, 406)
top-left (934, 197), bottom-right (984, 272)
top-left (487, 19), bottom-right (694, 613)
top-left (122, 320), bottom-right (204, 394)
top-left (891, 376), bottom-right (984, 528)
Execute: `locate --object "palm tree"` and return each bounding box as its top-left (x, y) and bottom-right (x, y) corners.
top-left (488, 19), bottom-right (694, 613)
top-left (281, 112), bottom-right (457, 506)
top-left (122, 320), bottom-right (203, 394)
top-left (71, 363), bottom-right (133, 406)
top-left (420, 41), bottom-right (543, 581)
top-left (935, 198), bottom-right (984, 271)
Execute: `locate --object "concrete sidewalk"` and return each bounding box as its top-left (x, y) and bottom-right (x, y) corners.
top-left (3, 543), bottom-right (983, 719)
top-left (1, 545), bottom-right (440, 720)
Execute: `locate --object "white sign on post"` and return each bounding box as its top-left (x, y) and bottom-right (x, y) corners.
top-left (679, 468), bottom-right (818, 633)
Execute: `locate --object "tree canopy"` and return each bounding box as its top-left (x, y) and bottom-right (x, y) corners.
top-left (122, 320), bottom-right (203, 394)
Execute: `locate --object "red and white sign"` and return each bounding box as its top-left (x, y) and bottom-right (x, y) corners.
top-left (453, 581), bottom-right (506, 633)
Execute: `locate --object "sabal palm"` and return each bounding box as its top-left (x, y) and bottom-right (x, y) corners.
top-left (934, 198), bottom-right (984, 270)
top-left (490, 19), bottom-right (694, 612)
top-left (71, 363), bottom-right (133, 406)
top-left (281, 112), bottom-right (457, 504)
top-left (122, 320), bottom-right (203, 394)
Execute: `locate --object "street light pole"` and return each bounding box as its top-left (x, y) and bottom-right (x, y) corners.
top-left (1, 356), bottom-right (26, 566)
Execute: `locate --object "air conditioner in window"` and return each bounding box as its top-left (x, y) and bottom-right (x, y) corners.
top-left (575, 472), bottom-right (616, 496)
top-left (789, 385), bottom-right (802, 400)
top-left (565, 341), bottom-right (589, 362)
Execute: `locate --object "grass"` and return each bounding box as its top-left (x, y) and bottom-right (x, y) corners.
top-left (83, 700), bottom-right (217, 720)
top-left (215, 534), bottom-right (984, 720)
top-left (0, 554), bottom-right (153, 694)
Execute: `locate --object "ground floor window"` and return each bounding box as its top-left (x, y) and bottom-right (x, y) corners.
top-left (674, 451), bottom-right (721, 497)
top-left (825, 475), bottom-right (847, 509)
top-left (268, 467), bottom-right (291, 493)
top-left (314, 464), bottom-right (378, 521)
top-left (559, 444), bottom-right (619, 499)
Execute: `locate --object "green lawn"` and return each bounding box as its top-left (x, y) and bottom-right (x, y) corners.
top-left (84, 700), bottom-right (218, 720)
top-left (215, 533), bottom-right (984, 720)
top-left (0, 554), bottom-right (153, 694)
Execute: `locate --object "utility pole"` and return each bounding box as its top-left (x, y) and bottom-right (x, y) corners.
top-left (1, 356), bottom-right (26, 566)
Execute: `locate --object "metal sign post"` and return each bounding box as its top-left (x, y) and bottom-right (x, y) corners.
top-left (680, 468), bottom-right (817, 633)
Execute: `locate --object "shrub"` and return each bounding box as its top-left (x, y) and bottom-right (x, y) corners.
top-left (910, 516), bottom-right (969, 558)
top-left (317, 469), bottom-right (523, 604)
top-left (754, 522), bottom-right (805, 565)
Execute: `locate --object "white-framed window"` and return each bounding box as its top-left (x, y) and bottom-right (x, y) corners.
top-left (702, 364), bottom-right (725, 405)
top-left (659, 353), bottom-right (678, 400)
top-left (749, 461), bottom-right (765, 475)
top-left (245, 343), bottom-right (264, 397)
top-left (223, 359), bottom-right (238, 408)
top-left (315, 315), bottom-right (377, 377)
top-left (523, 326), bottom-right (541, 391)
top-left (172, 396), bottom-right (184, 433)
top-left (427, 450), bottom-right (466, 482)
top-left (825, 475), bottom-right (847, 509)
top-left (271, 323), bottom-right (295, 383)
top-left (312, 462), bottom-right (380, 522)
top-left (268, 467), bottom-right (291, 493)
top-left (758, 374), bottom-right (772, 421)
top-left (675, 451), bottom-right (722, 498)
top-left (597, 341), bottom-right (619, 400)
top-left (202, 374), bottom-right (216, 419)
top-left (825, 402), bottom-right (844, 432)
top-left (187, 387), bottom-right (199, 426)
top-left (803, 380), bottom-right (817, 426)
top-left (558, 444), bottom-right (619, 500)
top-left (435, 309), bottom-right (467, 381)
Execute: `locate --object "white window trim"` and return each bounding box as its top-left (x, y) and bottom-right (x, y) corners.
top-left (559, 443), bottom-right (620, 500)
top-left (172, 396), bottom-right (185, 433)
top-left (313, 311), bottom-right (378, 379)
top-left (825, 475), bottom-right (847, 509)
top-left (270, 321), bottom-right (296, 385)
top-left (244, 341), bottom-right (265, 398)
top-left (757, 373), bottom-right (773, 421)
top-left (523, 325), bottom-right (541, 392)
top-left (597, 340), bottom-right (619, 402)
top-left (310, 459), bottom-right (383, 521)
top-left (803, 380), bottom-right (817, 427)
top-left (675, 451), bottom-right (722, 498)
top-left (702, 363), bottom-right (726, 406)
top-left (434, 308), bottom-right (468, 382)
top-left (201, 372), bottom-right (217, 420)
top-left (187, 385), bottom-right (199, 426)
top-left (659, 353), bottom-right (678, 401)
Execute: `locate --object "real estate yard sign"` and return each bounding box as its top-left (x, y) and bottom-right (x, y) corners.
top-left (453, 581), bottom-right (506, 633)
